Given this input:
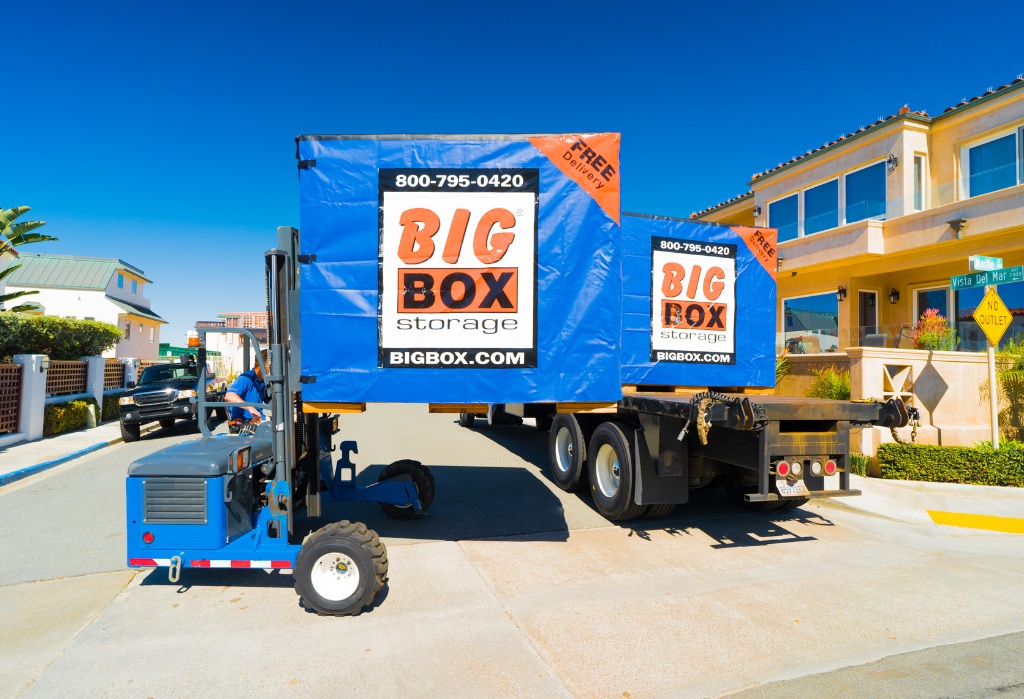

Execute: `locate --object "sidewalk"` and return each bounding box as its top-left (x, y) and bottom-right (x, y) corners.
top-left (0, 421), bottom-right (159, 486)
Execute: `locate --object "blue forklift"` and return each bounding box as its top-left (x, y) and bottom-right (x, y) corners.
top-left (125, 228), bottom-right (434, 615)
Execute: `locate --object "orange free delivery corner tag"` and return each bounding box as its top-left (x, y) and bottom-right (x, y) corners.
top-left (730, 226), bottom-right (778, 281)
top-left (528, 133), bottom-right (620, 224)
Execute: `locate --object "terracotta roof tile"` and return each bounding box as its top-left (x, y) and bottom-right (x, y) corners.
top-left (689, 191), bottom-right (753, 219)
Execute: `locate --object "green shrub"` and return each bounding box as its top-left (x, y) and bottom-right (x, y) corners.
top-left (912, 309), bottom-right (958, 351)
top-left (876, 442), bottom-right (1024, 487)
top-left (0, 314), bottom-right (121, 361)
top-left (805, 365), bottom-right (851, 400)
top-left (849, 452), bottom-right (869, 477)
top-left (775, 354), bottom-right (790, 386)
top-left (102, 394), bottom-right (121, 422)
top-left (43, 397), bottom-right (99, 436)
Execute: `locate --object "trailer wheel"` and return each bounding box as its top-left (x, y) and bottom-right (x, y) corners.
top-left (587, 422), bottom-right (647, 521)
top-left (778, 497), bottom-right (809, 511)
top-left (721, 476), bottom-right (787, 512)
top-left (294, 520), bottom-right (387, 616)
top-left (377, 460), bottom-right (435, 519)
top-left (643, 503), bottom-right (676, 519)
top-left (458, 412), bottom-right (475, 428)
top-left (159, 419), bottom-right (175, 430)
top-left (547, 414), bottom-right (588, 492)
top-left (120, 420), bottom-right (140, 443)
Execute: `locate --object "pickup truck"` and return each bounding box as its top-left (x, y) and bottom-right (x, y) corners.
top-left (118, 355), bottom-right (227, 442)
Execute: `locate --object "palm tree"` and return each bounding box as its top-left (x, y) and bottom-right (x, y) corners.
top-left (1, 206), bottom-right (58, 312)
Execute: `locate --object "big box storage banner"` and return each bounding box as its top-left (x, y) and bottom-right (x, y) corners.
top-left (620, 214), bottom-right (777, 388)
top-left (297, 134), bottom-right (623, 404)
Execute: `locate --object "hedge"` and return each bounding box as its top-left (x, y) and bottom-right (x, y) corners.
top-left (102, 394), bottom-right (120, 422)
top-left (43, 397), bottom-right (100, 437)
top-left (0, 314), bottom-right (122, 361)
top-left (876, 442), bottom-right (1024, 487)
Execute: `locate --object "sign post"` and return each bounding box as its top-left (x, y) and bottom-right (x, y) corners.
top-left (973, 287), bottom-right (1014, 449)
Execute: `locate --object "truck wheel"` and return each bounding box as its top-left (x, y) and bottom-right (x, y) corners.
top-left (120, 421), bottom-right (141, 443)
top-left (547, 414), bottom-right (588, 492)
top-left (721, 476), bottom-right (787, 512)
top-left (587, 422), bottom-right (647, 521)
top-left (294, 520), bottom-right (388, 616)
top-left (159, 419), bottom-right (175, 430)
top-left (193, 410), bottom-right (212, 434)
top-left (535, 413), bottom-right (553, 432)
top-left (376, 460), bottom-right (435, 519)
top-left (643, 503), bottom-right (676, 519)
top-left (458, 412), bottom-right (475, 428)
top-left (778, 497), bottom-right (809, 511)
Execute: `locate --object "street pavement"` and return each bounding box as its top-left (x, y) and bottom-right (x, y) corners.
top-left (2, 406), bottom-right (1024, 698)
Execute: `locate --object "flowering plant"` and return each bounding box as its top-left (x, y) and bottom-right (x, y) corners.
top-left (912, 309), bottom-right (957, 351)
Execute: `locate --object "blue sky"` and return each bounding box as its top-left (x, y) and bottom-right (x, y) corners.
top-left (3, 0), bottom-right (1020, 345)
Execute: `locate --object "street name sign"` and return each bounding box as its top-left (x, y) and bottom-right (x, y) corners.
top-left (973, 288), bottom-right (1013, 346)
top-left (969, 255), bottom-right (1003, 271)
top-left (951, 264), bottom-right (1024, 290)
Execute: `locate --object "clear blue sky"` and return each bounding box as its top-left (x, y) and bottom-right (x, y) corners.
top-left (4, 0), bottom-right (1019, 345)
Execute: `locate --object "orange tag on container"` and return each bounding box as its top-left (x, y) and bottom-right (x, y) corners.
top-left (731, 226), bottom-right (777, 280)
top-left (529, 133), bottom-right (620, 224)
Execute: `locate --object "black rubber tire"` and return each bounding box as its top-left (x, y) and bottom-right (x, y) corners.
top-left (120, 420), bottom-right (141, 443)
top-left (376, 460), bottom-right (435, 520)
top-left (643, 503), bottom-right (676, 519)
top-left (721, 476), bottom-right (787, 512)
top-left (216, 407), bottom-right (229, 421)
top-left (192, 409), bottom-right (212, 434)
top-left (547, 414), bottom-right (588, 492)
top-left (535, 413), bottom-right (554, 432)
top-left (778, 497), bottom-right (810, 511)
top-left (294, 520), bottom-right (388, 616)
top-left (587, 421), bottom-right (648, 521)
top-left (158, 419), bottom-right (175, 430)
top-left (457, 412), bottom-right (475, 428)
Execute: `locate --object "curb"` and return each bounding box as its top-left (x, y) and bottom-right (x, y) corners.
top-left (0, 423), bottom-right (163, 488)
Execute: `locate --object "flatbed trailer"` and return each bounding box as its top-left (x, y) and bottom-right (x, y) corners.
top-left (473, 389), bottom-right (910, 520)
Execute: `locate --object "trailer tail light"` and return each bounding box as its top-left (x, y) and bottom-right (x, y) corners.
top-left (790, 461), bottom-right (803, 477)
top-left (142, 531), bottom-right (155, 544)
top-left (824, 459), bottom-right (838, 476)
top-left (776, 461), bottom-right (790, 477)
top-left (810, 461), bottom-right (823, 476)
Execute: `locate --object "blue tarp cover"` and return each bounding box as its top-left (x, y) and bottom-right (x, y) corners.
top-left (297, 135), bottom-right (623, 403)
top-left (620, 214), bottom-right (776, 387)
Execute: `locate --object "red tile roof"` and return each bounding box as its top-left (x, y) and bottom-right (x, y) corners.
top-left (689, 191), bottom-right (752, 219)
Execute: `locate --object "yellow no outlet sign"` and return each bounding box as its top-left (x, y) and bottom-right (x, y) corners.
top-left (973, 288), bottom-right (1013, 346)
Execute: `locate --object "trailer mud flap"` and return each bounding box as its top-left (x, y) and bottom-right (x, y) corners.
top-left (633, 414), bottom-right (690, 506)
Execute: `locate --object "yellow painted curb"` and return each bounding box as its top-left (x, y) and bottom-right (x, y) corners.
top-left (927, 510), bottom-right (1024, 534)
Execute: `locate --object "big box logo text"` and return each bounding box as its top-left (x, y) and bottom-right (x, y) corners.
top-left (379, 168), bottom-right (538, 368)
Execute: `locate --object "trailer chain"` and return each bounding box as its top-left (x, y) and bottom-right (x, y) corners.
top-left (677, 391), bottom-right (769, 446)
top-left (855, 397), bottom-right (919, 444)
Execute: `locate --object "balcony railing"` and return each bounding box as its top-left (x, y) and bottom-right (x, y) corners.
top-left (779, 321), bottom-right (1024, 354)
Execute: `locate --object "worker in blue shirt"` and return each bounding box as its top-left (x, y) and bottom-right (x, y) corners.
top-left (225, 349), bottom-right (269, 433)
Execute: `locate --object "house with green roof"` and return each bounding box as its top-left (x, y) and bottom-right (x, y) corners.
top-left (5, 253), bottom-right (166, 359)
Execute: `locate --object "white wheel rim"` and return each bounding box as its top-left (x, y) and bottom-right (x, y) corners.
top-left (595, 443), bottom-right (621, 498)
top-left (310, 552), bottom-right (360, 602)
top-left (554, 426), bottom-right (574, 475)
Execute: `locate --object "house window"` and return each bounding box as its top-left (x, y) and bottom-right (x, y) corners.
top-left (845, 162), bottom-right (887, 223)
top-left (913, 155), bottom-right (925, 211)
top-left (124, 322), bottom-right (131, 339)
top-left (782, 292), bottom-right (840, 354)
top-left (963, 128), bottom-right (1023, 197)
top-left (769, 194), bottom-right (799, 243)
top-left (117, 274), bottom-right (124, 288)
top-left (132, 279), bottom-right (138, 293)
top-left (138, 323), bottom-right (143, 334)
top-left (915, 286), bottom-right (950, 325)
top-left (149, 327), bottom-right (155, 343)
top-left (804, 179), bottom-right (839, 235)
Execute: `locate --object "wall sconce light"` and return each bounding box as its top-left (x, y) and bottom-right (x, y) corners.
top-left (887, 153), bottom-right (899, 171)
top-left (752, 204), bottom-right (762, 218)
top-left (889, 288), bottom-right (900, 304)
top-left (948, 218), bottom-right (967, 239)
top-left (40, 358), bottom-right (51, 373)
top-left (837, 285), bottom-right (847, 302)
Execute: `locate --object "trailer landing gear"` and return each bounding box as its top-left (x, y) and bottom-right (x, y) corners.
top-left (294, 520), bottom-right (388, 616)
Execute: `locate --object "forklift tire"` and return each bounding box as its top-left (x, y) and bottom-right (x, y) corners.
top-left (587, 421), bottom-right (648, 521)
top-left (458, 412), bottom-right (475, 428)
top-left (376, 460), bottom-right (435, 520)
top-left (643, 503), bottom-right (676, 519)
top-left (721, 476), bottom-right (787, 512)
top-left (120, 420), bottom-right (141, 443)
top-left (547, 414), bottom-right (588, 492)
top-left (159, 419), bottom-right (175, 430)
top-left (294, 520), bottom-right (388, 616)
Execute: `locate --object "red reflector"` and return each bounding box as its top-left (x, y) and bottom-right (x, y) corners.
top-left (129, 558), bottom-right (157, 567)
top-left (271, 561), bottom-right (291, 568)
top-left (776, 461), bottom-right (790, 476)
top-left (142, 531), bottom-right (155, 544)
top-left (825, 460), bottom-right (837, 475)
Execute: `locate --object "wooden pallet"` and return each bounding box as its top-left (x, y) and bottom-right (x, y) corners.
top-left (428, 404), bottom-right (487, 414)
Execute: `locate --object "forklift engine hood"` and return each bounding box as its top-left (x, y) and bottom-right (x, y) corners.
top-left (127, 436), bottom-right (274, 478)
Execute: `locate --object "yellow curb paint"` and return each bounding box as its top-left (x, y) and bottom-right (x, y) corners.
top-left (927, 510), bottom-right (1024, 534)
